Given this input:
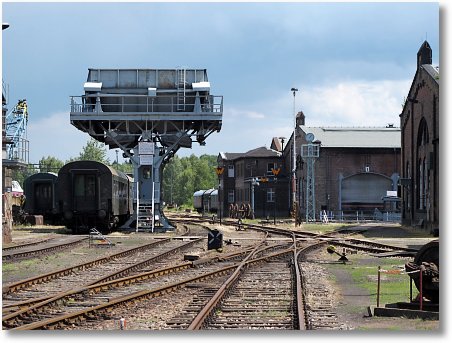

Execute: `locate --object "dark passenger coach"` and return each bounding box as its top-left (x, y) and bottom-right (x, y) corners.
top-left (58, 160), bottom-right (133, 233)
top-left (23, 172), bottom-right (59, 221)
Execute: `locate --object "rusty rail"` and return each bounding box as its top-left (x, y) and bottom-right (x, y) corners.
top-left (2, 236), bottom-right (88, 261)
top-left (2, 238), bottom-right (170, 295)
top-left (187, 235), bottom-right (268, 330)
top-left (3, 244), bottom-right (260, 328)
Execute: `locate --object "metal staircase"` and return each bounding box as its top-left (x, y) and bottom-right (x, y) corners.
top-left (136, 204), bottom-right (154, 230)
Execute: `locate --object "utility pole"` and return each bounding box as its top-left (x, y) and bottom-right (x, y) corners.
top-left (215, 166), bottom-right (224, 225)
top-left (291, 88), bottom-right (298, 225)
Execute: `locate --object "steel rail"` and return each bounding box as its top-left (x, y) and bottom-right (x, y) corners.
top-left (2, 238), bottom-right (170, 295)
top-left (3, 244), bottom-right (262, 328)
top-left (88, 237), bottom-right (203, 285)
top-left (294, 240), bottom-right (329, 330)
top-left (2, 238), bottom-right (202, 317)
top-left (173, 216), bottom-right (419, 254)
top-left (2, 237), bottom-right (55, 253)
top-left (292, 233), bottom-right (306, 330)
top-left (2, 236), bottom-right (88, 261)
top-left (187, 236), bottom-right (268, 330)
top-left (10, 246), bottom-right (300, 330)
top-left (10, 262), bottom-right (244, 330)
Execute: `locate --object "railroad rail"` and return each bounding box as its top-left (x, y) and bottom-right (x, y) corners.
top-left (3, 238), bottom-right (170, 296)
top-left (172, 216), bottom-right (418, 255)
top-left (2, 237), bottom-right (204, 316)
top-left (3, 218), bottom-right (421, 330)
top-left (2, 237), bottom-right (55, 253)
top-left (2, 236), bottom-right (88, 261)
top-left (6, 243), bottom-right (280, 330)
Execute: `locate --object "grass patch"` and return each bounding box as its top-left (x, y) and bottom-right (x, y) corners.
top-left (336, 258), bottom-right (412, 306)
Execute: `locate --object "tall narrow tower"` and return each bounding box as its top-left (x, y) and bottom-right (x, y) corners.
top-left (301, 133), bottom-right (319, 222)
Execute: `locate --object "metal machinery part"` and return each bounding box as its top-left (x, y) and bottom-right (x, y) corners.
top-left (70, 68), bottom-right (223, 231)
top-left (405, 239), bottom-right (439, 303)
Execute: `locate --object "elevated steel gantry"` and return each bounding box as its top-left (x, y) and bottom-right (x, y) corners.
top-left (70, 68), bottom-right (223, 232)
top-left (3, 99), bottom-right (29, 167)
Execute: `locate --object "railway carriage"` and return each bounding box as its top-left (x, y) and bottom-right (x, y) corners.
top-left (193, 189), bottom-right (218, 214)
top-left (23, 172), bottom-right (59, 221)
top-left (58, 160), bottom-right (133, 233)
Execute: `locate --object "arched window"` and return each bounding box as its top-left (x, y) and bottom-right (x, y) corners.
top-left (416, 119), bottom-right (429, 210)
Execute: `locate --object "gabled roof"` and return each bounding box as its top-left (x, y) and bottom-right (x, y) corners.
top-left (421, 64), bottom-right (439, 85)
top-left (270, 137), bottom-right (282, 152)
top-left (243, 146), bottom-right (281, 158)
top-left (219, 146), bottom-right (281, 161)
top-left (219, 152), bottom-right (243, 160)
top-left (300, 126), bottom-right (400, 148)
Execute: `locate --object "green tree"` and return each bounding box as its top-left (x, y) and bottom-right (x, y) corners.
top-left (162, 154), bottom-right (218, 207)
top-left (38, 156), bottom-right (64, 173)
top-left (11, 155), bottom-right (63, 188)
top-left (113, 161), bottom-right (133, 174)
top-left (77, 138), bottom-right (110, 164)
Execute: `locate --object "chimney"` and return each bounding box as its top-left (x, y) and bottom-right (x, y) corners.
top-left (296, 111), bottom-right (305, 126)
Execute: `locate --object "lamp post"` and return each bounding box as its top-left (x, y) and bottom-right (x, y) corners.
top-left (291, 88), bottom-right (298, 225)
top-left (215, 166), bottom-right (224, 225)
top-left (279, 137), bottom-right (286, 152)
top-left (272, 167), bottom-right (281, 225)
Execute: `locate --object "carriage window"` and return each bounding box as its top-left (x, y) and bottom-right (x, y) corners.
top-left (74, 175), bottom-right (96, 197)
top-left (86, 176), bottom-right (95, 197)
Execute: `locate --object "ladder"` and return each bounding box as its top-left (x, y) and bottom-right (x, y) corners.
top-left (321, 210), bottom-right (329, 223)
top-left (136, 204), bottom-right (154, 230)
top-left (176, 68), bottom-right (186, 111)
top-left (89, 228), bottom-right (114, 247)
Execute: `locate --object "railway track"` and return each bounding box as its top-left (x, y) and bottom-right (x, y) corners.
top-left (2, 236), bottom-right (88, 261)
top-left (198, 259), bottom-right (296, 329)
top-left (3, 222), bottom-right (291, 330)
top-left (5, 242), bottom-right (282, 330)
top-left (2, 237), bottom-right (203, 312)
top-left (2, 236), bottom-right (55, 252)
top-left (2, 218), bottom-right (420, 330)
top-left (175, 216), bottom-right (418, 255)
top-left (166, 233), bottom-right (304, 330)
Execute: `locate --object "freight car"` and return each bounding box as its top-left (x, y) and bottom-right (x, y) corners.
top-left (193, 189), bottom-right (218, 214)
top-left (58, 160), bottom-right (133, 233)
top-left (23, 172), bottom-right (59, 222)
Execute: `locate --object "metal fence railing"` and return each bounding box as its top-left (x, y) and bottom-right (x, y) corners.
top-left (70, 94), bottom-right (223, 115)
top-left (319, 209), bottom-right (401, 223)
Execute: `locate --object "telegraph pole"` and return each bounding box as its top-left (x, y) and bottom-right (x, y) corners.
top-left (215, 166), bottom-right (224, 225)
top-left (291, 88), bottom-right (298, 225)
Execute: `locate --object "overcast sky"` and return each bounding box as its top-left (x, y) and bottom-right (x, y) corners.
top-left (1, 1), bottom-right (441, 164)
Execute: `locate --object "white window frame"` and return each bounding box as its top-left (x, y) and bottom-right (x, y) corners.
top-left (228, 190), bottom-right (235, 203)
top-left (267, 188), bottom-right (275, 203)
top-left (228, 164), bottom-right (235, 178)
